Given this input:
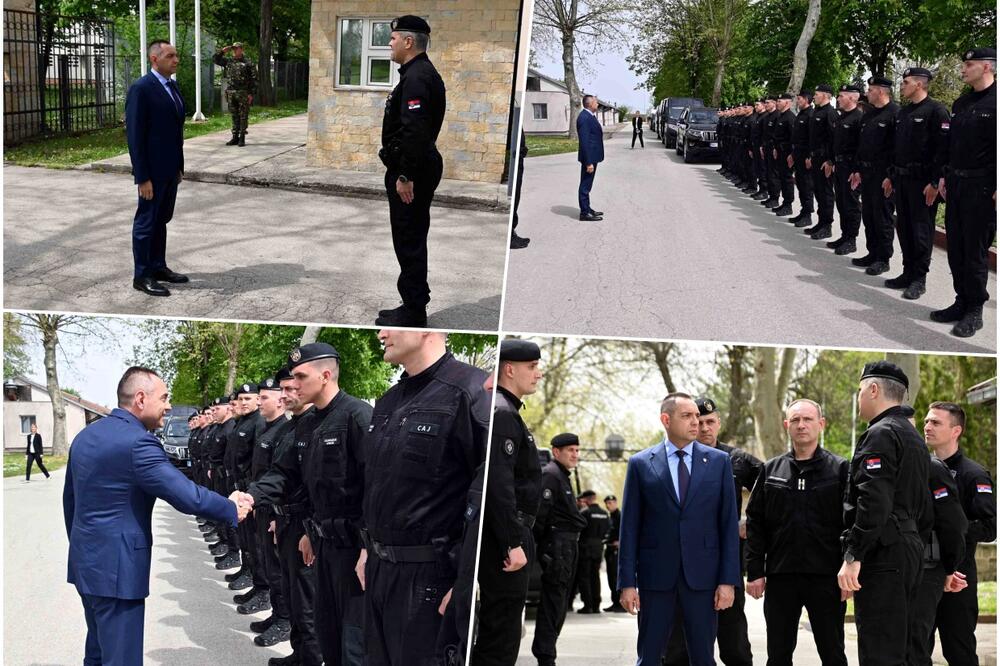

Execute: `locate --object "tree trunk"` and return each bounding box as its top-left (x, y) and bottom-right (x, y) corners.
top-left (40, 319), bottom-right (69, 457)
top-left (751, 347), bottom-right (786, 459)
top-left (299, 326), bottom-right (321, 346)
top-left (258, 0), bottom-right (275, 105)
top-left (711, 54), bottom-right (726, 107)
top-left (724, 346), bottom-right (749, 442)
top-left (886, 353), bottom-right (920, 404)
top-left (787, 0), bottom-right (821, 94)
top-left (561, 28), bottom-right (581, 139)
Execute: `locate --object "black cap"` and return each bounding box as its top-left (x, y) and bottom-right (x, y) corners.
top-left (695, 397), bottom-right (718, 416)
top-left (213, 396), bottom-right (225, 406)
top-left (815, 84), bottom-right (833, 94)
top-left (798, 89), bottom-right (814, 99)
top-left (867, 75), bottom-right (892, 88)
top-left (840, 83), bottom-right (863, 94)
top-left (229, 392), bottom-right (238, 402)
top-left (779, 92), bottom-right (795, 100)
top-left (391, 15), bottom-right (431, 35)
top-left (860, 361), bottom-right (909, 390)
top-left (237, 382), bottom-right (258, 395)
top-left (578, 490), bottom-right (597, 500)
top-left (604, 494), bottom-right (617, 502)
top-left (551, 432), bottom-right (579, 448)
top-left (275, 365), bottom-right (293, 383)
top-left (288, 342), bottom-right (340, 370)
top-left (499, 339), bottom-right (541, 362)
top-left (902, 67), bottom-right (933, 80)
top-left (259, 376), bottom-right (282, 392)
top-left (963, 47), bottom-right (997, 61)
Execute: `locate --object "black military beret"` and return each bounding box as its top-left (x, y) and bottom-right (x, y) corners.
top-left (860, 361), bottom-right (909, 390)
top-left (815, 84), bottom-right (833, 94)
top-left (213, 396), bottom-right (225, 406)
top-left (237, 382), bottom-right (258, 395)
top-left (902, 67), bottom-right (933, 80)
top-left (229, 392), bottom-right (238, 402)
top-left (798, 89), bottom-right (813, 99)
top-left (778, 93), bottom-right (794, 100)
top-left (604, 494), bottom-right (617, 502)
top-left (840, 83), bottom-right (863, 94)
top-left (499, 338), bottom-right (541, 362)
top-left (259, 376), bottom-right (282, 392)
top-left (288, 342), bottom-right (340, 370)
top-left (756, 98), bottom-right (766, 104)
top-left (578, 490), bottom-right (597, 500)
top-left (695, 397), bottom-right (718, 416)
top-left (275, 365), bottom-right (293, 383)
top-left (963, 47), bottom-right (996, 61)
top-left (551, 432), bottom-right (580, 448)
top-left (867, 75), bottom-right (892, 88)
top-left (391, 15), bottom-right (430, 35)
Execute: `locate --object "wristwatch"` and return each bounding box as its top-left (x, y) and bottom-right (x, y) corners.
top-left (397, 175), bottom-right (410, 184)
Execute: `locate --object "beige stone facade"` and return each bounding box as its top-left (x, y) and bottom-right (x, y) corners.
top-left (307, 0), bottom-right (519, 183)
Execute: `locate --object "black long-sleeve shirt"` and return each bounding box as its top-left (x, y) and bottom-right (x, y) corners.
top-left (944, 81), bottom-right (996, 173)
top-left (891, 95), bottom-right (950, 186)
top-left (380, 51), bottom-right (446, 180)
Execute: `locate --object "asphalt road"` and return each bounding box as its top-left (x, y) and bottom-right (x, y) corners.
top-left (4, 469), bottom-right (292, 665)
top-left (3, 165), bottom-right (507, 331)
top-left (502, 131), bottom-right (996, 354)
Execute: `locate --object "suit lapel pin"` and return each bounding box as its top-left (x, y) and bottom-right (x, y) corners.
top-left (702, 457), bottom-right (707, 463)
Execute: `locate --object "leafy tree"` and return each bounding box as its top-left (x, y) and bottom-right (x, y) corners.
top-left (3, 313), bottom-right (32, 379)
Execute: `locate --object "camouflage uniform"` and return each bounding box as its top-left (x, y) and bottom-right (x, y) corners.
top-left (214, 47), bottom-right (257, 143)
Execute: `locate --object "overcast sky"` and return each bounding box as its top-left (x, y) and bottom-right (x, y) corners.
top-left (534, 42), bottom-right (652, 113)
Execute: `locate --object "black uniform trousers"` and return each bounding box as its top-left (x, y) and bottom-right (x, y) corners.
top-left (944, 173), bottom-right (997, 309)
top-left (512, 147), bottom-right (525, 232)
top-left (531, 536), bottom-right (579, 665)
top-left (833, 163), bottom-right (862, 238)
top-left (935, 565), bottom-right (980, 666)
top-left (240, 511), bottom-right (266, 587)
top-left (364, 554), bottom-right (458, 665)
top-left (472, 528), bottom-right (535, 666)
top-left (907, 564), bottom-right (946, 666)
top-left (776, 150), bottom-right (795, 205)
top-left (793, 151), bottom-right (814, 213)
top-left (812, 163), bottom-right (836, 225)
top-left (895, 174), bottom-right (939, 281)
top-left (604, 545), bottom-right (619, 607)
top-left (385, 151), bottom-right (444, 310)
top-left (742, 149), bottom-right (755, 187)
top-left (213, 469), bottom-right (240, 551)
top-left (860, 166), bottom-right (895, 262)
top-left (576, 545), bottom-right (603, 611)
top-left (255, 507), bottom-right (289, 621)
top-left (663, 585), bottom-right (752, 666)
top-left (26, 453), bottom-right (50, 480)
top-left (854, 536), bottom-right (923, 666)
top-left (277, 515), bottom-right (323, 666)
top-left (754, 149), bottom-right (768, 191)
top-left (132, 176), bottom-right (177, 279)
top-left (765, 150), bottom-right (781, 199)
top-left (314, 538), bottom-right (365, 666)
top-left (761, 574), bottom-right (847, 666)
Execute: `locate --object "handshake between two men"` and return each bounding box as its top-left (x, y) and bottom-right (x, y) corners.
top-left (228, 490), bottom-right (256, 522)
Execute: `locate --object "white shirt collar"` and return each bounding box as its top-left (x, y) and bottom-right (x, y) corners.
top-left (151, 68), bottom-right (170, 86)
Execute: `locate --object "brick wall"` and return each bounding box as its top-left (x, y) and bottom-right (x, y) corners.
top-left (307, 0), bottom-right (518, 183)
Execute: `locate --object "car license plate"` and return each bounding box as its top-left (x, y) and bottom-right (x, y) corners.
top-left (709, 142), bottom-right (718, 148)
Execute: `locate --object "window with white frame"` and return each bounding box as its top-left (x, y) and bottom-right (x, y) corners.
top-left (338, 18), bottom-right (400, 89)
top-left (532, 103), bottom-right (548, 120)
top-left (19, 415), bottom-right (36, 434)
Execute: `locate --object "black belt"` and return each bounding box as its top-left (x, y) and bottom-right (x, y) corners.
top-left (950, 167), bottom-right (993, 178)
top-left (273, 502), bottom-right (309, 517)
top-left (549, 529), bottom-right (582, 540)
top-left (515, 511), bottom-right (536, 529)
top-left (834, 155), bottom-right (853, 163)
top-left (894, 165), bottom-right (928, 177)
top-left (370, 540), bottom-right (439, 563)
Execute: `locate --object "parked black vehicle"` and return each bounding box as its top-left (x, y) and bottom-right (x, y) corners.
top-left (675, 106), bottom-right (720, 162)
top-left (658, 97), bottom-right (704, 148)
top-left (158, 405), bottom-right (197, 477)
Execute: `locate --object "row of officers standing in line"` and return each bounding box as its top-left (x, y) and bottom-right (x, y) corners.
top-left (184, 330), bottom-right (491, 666)
top-left (714, 47), bottom-right (996, 340)
top-left (472, 340), bottom-right (996, 666)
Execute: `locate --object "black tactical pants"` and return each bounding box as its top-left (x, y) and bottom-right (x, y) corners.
top-left (776, 150), bottom-right (795, 205)
top-left (765, 150), bottom-right (781, 199)
top-left (833, 161), bottom-right (862, 239)
top-left (854, 536), bottom-right (923, 666)
top-left (604, 546), bottom-right (619, 606)
top-left (576, 550), bottom-right (603, 611)
top-left (894, 174), bottom-right (939, 281)
top-left (793, 151), bottom-right (814, 213)
top-left (384, 151), bottom-right (444, 310)
top-left (240, 510), bottom-right (266, 588)
top-left (664, 583), bottom-right (752, 666)
top-left (935, 568), bottom-right (980, 666)
top-left (944, 173), bottom-right (997, 309)
top-left (277, 515), bottom-right (322, 666)
top-left (314, 538), bottom-right (365, 666)
top-left (761, 573), bottom-right (847, 666)
top-left (531, 536), bottom-right (579, 666)
top-left (860, 166), bottom-right (896, 262)
top-left (812, 161), bottom-right (836, 225)
top-left (255, 507), bottom-right (289, 621)
top-left (907, 564), bottom-right (946, 666)
top-left (472, 528), bottom-right (534, 666)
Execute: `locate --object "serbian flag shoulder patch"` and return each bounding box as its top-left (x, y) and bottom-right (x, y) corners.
top-left (941, 122), bottom-right (950, 130)
top-left (866, 457), bottom-right (882, 471)
top-left (933, 487), bottom-right (949, 499)
top-left (977, 483), bottom-right (993, 494)
top-left (407, 98), bottom-right (422, 110)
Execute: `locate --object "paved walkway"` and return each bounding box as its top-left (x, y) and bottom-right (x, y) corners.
top-left (4, 469), bottom-right (293, 665)
top-left (502, 130), bottom-right (996, 354)
top-left (3, 165), bottom-right (506, 330)
top-left (85, 114), bottom-right (510, 211)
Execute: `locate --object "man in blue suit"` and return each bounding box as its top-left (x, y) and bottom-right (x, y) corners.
top-left (618, 392), bottom-right (741, 666)
top-left (64, 366), bottom-right (251, 665)
top-left (125, 40), bottom-right (189, 297)
top-left (577, 94), bottom-right (605, 221)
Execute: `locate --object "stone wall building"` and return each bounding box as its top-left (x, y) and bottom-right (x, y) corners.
top-left (307, 1), bottom-right (520, 184)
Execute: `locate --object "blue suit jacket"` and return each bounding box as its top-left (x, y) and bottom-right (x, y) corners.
top-left (125, 71), bottom-right (185, 185)
top-left (577, 110), bottom-right (605, 166)
top-left (618, 439), bottom-right (740, 592)
top-left (63, 408), bottom-right (236, 600)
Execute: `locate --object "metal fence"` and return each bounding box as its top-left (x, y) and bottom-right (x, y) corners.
top-left (4, 9), bottom-right (118, 144)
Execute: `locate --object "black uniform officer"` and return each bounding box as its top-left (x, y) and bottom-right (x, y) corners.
top-left (852, 76), bottom-right (899, 274)
top-left (375, 15), bottom-right (447, 328)
top-left (531, 433), bottom-right (588, 666)
top-left (885, 67), bottom-right (951, 300)
top-left (472, 339), bottom-right (542, 666)
top-left (807, 84), bottom-right (838, 238)
top-left (932, 47), bottom-right (997, 337)
top-left (932, 403), bottom-right (997, 665)
top-left (665, 397), bottom-right (757, 666)
top-left (760, 99), bottom-right (782, 208)
top-left (827, 83), bottom-right (864, 255)
top-left (841, 362), bottom-right (929, 665)
top-left (231, 383), bottom-right (269, 610)
top-left (738, 105), bottom-right (756, 193)
top-left (602, 495), bottom-right (623, 612)
top-left (744, 399), bottom-right (850, 665)
top-left (907, 455), bottom-right (968, 666)
top-left (750, 101), bottom-right (769, 199)
top-left (212, 395), bottom-right (243, 570)
top-left (771, 94), bottom-right (797, 216)
top-left (575, 490), bottom-right (609, 614)
top-left (198, 405), bottom-right (220, 538)
top-left (248, 344), bottom-right (373, 666)
top-left (361, 340), bottom-right (489, 666)
top-left (790, 91), bottom-right (816, 226)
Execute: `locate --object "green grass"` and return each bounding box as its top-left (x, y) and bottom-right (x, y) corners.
top-left (526, 135), bottom-right (579, 158)
top-left (845, 579), bottom-right (996, 617)
top-left (4, 98), bottom-right (308, 169)
top-left (4, 452), bottom-right (68, 478)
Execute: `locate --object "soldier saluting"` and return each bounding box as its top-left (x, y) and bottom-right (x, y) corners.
top-left (214, 42), bottom-right (257, 146)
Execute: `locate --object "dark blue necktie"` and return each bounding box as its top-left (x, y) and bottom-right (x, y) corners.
top-left (676, 449), bottom-right (689, 504)
top-left (166, 79), bottom-right (183, 116)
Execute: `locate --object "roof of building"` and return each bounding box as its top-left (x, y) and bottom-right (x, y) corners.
top-left (528, 67), bottom-right (617, 110)
top-left (4, 375), bottom-right (112, 416)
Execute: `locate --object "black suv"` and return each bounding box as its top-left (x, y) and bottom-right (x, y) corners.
top-left (676, 106), bottom-right (720, 162)
top-left (659, 97), bottom-right (704, 148)
top-left (159, 406), bottom-right (197, 477)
